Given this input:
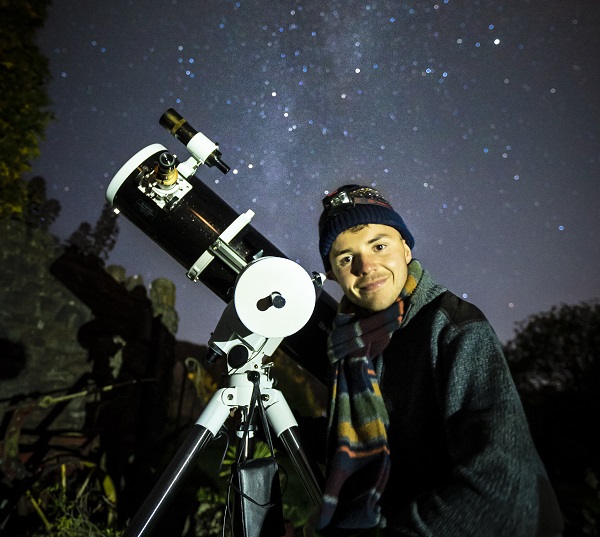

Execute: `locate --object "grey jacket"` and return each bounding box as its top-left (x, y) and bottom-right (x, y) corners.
top-left (377, 267), bottom-right (563, 536)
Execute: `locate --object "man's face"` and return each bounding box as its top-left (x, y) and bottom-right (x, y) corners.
top-left (328, 224), bottom-right (412, 312)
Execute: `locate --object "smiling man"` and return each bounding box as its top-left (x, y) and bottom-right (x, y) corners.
top-left (308, 185), bottom-right (564, 537)
top-left (328, 223), bottom-right (412, 312)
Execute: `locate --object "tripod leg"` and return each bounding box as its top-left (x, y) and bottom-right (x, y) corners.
top-left (278, 427), bottom-right (323, 505)
top-left (263, 390), bottom-right (323, 505)
top-left (123, 390), bottom-right (231, 537)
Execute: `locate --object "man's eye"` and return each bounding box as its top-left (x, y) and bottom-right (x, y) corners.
top-left (338, 255), bottom-right (352, 267)
top-left (375, 243), bottom-right (386, 251)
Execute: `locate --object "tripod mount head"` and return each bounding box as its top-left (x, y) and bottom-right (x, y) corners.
top-left (207, 256), bottom-right (325, 368)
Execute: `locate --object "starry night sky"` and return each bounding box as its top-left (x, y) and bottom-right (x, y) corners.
top-left (30, 0), bottom-right (600, 348)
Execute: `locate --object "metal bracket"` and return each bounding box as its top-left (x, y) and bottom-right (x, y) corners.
top-left (137, 172), bottom-right (193, 211)
top-left (187, 209), bottom-right (255, 281)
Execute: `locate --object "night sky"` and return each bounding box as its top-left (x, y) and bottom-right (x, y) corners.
top-left (30, 0), bottom-right (599, 348)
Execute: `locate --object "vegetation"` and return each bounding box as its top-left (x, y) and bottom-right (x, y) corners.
top-left (0, 0), bottom-right (119, 255)
top-left (30, 479), bottom-right (121, 537)
top-left (66, 202), bottom-right (120, 260)
top-left (0, 0), bottom-right (54, 219)
top-left (504, 300), bottom-right (600, 537)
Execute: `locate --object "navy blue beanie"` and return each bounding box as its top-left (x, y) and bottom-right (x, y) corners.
top-left (318, 185), bottom-right (415, 271)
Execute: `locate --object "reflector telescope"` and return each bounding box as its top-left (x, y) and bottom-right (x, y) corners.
top-left (106, 110), bottom-right (336, 382)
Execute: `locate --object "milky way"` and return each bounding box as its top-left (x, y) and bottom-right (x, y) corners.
top-left (31, 0), bottom-right (600, 347)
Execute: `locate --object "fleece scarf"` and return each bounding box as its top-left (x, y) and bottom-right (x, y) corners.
top-left (315, 260), bottom-right (422, 530)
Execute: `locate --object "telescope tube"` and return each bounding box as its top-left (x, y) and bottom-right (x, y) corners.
top-left (106, 139), bottom-right (335, 383)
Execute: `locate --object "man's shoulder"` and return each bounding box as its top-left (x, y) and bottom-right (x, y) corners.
top-left (407, 267), bottom-right (489, 332)
top-left (435, 290), bottom-right (488, 328)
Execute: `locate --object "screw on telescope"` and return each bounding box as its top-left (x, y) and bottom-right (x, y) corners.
top-left (256, 292), bottom-right (286, 311)
top-left (271, 292), bottom-right (286, 309)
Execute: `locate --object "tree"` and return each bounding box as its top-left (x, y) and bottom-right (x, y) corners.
top-left (504, 300), bottom-right (600, 394)
top-left (67, 202), bottom-right (120, 260)
top-left (0, 0), bottom-right (54, 219)
top-left (24, 175), bottom-right (61, 230)
top-left (503, 300), bottom-right (600, 537)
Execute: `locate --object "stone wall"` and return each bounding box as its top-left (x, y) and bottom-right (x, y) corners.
top-left (0, 218), bottom-right (189, 432)
top-left (0, 219), bottom-right (91, 426)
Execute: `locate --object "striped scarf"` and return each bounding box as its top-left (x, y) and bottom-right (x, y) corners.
top-left (315, 260), bottom-right (422, 530)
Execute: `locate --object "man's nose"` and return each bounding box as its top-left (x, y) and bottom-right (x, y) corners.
top-left (353, 253), bottom-right (376, 275)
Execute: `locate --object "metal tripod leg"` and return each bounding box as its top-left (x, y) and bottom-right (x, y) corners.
top-left (261, 387), bottom-right (323, 505)
top-left (123, 380), bottom-right (323, 537)
top-left (122, 389), bottom-right (231, 537)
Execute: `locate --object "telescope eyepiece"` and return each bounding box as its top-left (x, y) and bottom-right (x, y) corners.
top-left (156, 151), bottom-right (178, 186)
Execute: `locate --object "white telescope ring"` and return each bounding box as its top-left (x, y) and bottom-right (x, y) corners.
top-left (234, 257), bottom-right (316, 338)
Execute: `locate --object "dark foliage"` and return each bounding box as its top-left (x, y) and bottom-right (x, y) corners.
top-left (0, 0), bottom-right (54, 219)
top-left (504, 300), bottom-right (600, 536)
top-left (24, 175), bottom-right (61, 230)
top-left (66, 203), bottom-right (120, 260)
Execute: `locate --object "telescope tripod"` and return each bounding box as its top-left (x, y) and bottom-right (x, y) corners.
top-left (122, 351), bottom-right (323, 537)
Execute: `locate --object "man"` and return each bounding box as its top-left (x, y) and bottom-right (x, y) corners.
top-left (308, 184), bottom-right (563, 536)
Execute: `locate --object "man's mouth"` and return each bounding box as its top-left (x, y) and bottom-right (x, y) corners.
top-left (358, 277), bottom-right (387, 292)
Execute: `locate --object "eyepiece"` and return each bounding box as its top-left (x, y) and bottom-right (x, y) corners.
top-left (156, 151), bottom-right (178, 186)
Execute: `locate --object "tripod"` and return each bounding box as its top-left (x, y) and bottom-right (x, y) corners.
top-left (122, 257), bottom-right (325, 537)
top-left (122, 343), bottom-right (323, 536)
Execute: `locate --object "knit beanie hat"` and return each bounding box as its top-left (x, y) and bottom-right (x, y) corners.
top-left (318, 184), bottom-right (415, 271)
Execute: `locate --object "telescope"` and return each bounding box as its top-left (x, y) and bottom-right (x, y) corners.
top-left (106, 108), bottom-right (336, 383)
top-left (105, 109), bottom-right (336, 537)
